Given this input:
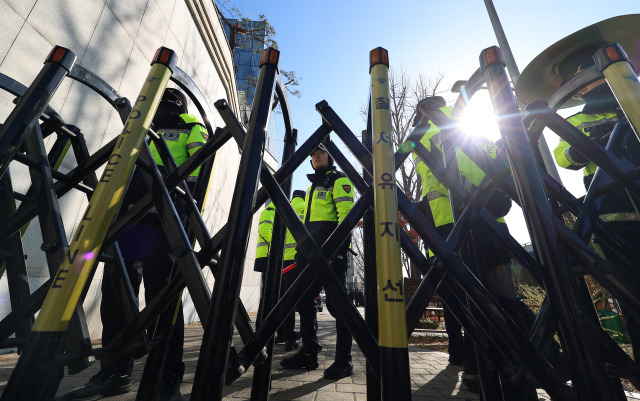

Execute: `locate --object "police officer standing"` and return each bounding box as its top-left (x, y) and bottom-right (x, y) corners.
top-left (60, 88), bottom-right (207, 401)
top-left (280, 145), bottom-right (355, 380)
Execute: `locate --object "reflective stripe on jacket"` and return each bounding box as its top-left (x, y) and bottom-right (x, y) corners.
top-left (412, 106), bottom-right (503, 230)
top-left (302, 166), bottom-right (355, 245)
top-left (256, 204), bottom-right (275, 260)
top-left (149, 113), bottom-right (208, 180)
top-left (284, 196), bottom-right (306, 261)
top-left (553, 112), bottom-right (618, 178)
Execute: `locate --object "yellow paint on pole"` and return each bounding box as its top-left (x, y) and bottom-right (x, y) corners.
top-left (596, 44), bottom-right (640, 141)
top-left (33, 49), bottom-right (177, 332)
top-left (369, 47), bottom-right (408, 348)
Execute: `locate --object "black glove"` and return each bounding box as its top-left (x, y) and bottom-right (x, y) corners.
top-left (485, 188), bottom-right (512, 218)
top-left (591, 133), bottom-right (610, 147)
top-left (567, 146), bottom-right (589, 166)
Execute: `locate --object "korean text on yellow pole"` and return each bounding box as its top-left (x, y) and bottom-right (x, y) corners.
top-left (370, 48), bottom-right (408, 347)
top-left (32, 47), bottom-right (177, 332)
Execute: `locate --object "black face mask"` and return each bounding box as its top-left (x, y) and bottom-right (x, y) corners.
top-left (582, 84), bottom-right (619, 115)
top-left (153, 101), bottom-right (183, 127)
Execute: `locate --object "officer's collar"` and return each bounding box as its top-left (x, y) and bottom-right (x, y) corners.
top-left (307, 166), bottom-right (335, 182)
top-left (582, 84), bottom-right (620, 115)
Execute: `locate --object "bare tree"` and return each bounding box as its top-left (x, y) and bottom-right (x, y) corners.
top-left (357, 68), bottom-right (445, 279)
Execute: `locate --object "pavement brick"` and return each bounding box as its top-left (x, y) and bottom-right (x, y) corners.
top-left (0, 306), bottom-right (620, 400)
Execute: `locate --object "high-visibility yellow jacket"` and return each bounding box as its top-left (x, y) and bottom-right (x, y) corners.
top-left (554, 111), bottom-right (640, 224)
top-left (553, 111), bottom-right (619, 182)
top-left (301, 166), bottom-right (354, 245)
top-left (149, 113), bottom-right (208, 181)
top-left (412, 106), bottom-right (503, 229)
top-left (256, 204), bottom-right (275, 260)
top-left (283, 196), bottom-right (306, 262)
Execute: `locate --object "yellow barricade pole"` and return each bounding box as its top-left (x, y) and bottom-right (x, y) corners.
top-left (594, 43), bottom-right (640, 141)
top-left (1, 47), bottom-right (177, 401)
top-left (369, 47), bottom-right (412, 400)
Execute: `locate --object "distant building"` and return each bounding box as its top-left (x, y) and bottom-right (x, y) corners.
top-left (222, 18), bottom-right (279, 158)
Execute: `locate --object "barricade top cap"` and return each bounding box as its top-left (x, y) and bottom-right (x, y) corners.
top-left (516, 14), bottom-right (640, 109)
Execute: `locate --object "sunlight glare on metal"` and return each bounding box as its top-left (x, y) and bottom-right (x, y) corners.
top-left (459, 91), bottom-right (501, 142)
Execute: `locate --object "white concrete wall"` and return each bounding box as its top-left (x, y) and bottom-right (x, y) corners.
top-left (0, 0), bottom-right (265, 338)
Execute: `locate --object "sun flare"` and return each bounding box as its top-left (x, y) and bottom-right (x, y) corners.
top-left (459, 92), bottom-right (501, 142)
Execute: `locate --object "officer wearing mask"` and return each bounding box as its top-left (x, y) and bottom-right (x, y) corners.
top-left (61, 88), bottom-right (207, 401)
top-left (280, 145), bottom-right (355, 380)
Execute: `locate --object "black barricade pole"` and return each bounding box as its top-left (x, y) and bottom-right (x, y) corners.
top-left (481, 45), bottom-right (626, 400)
top-left (0, 47), bottom-right (177, 401)
top-left (0, 172), bottom-right (31, 345)
top-left (322, 99), bottom-right (575, 398)
top-left (363, 124), bottom-right (382, 400)
top-left (251, 127), bottom-right (298, 400)
top-left (369, 47), bottom-right (412, 401)
top-left (0, 46), bottom-right (75, 179)
top-left (190, 47), bottom-right (280, 400)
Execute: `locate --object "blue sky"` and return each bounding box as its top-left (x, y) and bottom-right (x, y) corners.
top-left (223, 1), bottom-right (638, 243)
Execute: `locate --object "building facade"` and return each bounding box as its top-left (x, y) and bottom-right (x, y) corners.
top-left (0, 0), bottom-right (269, 338)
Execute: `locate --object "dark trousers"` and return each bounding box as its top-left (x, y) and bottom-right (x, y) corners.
top-left (100, 213), bottom-right (185, 381)
top-left (277, 259), bottom-right (298, 342)
top-left (296, 253), bottom-right (352, 359)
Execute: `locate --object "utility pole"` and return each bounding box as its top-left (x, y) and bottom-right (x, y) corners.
top-left (483, 0), bottom-right (563, 183)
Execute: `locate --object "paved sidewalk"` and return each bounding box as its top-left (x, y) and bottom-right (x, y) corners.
top-left (0, 307), bottom-right (559, 400)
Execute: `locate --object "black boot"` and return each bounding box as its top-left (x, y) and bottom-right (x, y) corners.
top-left (158, 374), bottom-right (182, 401)
top-left (285, 340), bottom-right (299, 351)
top-left (324, 356), bottom-right (353, 379)
top-left (280, 349), bottom-right (319, 370)
top-left (58, 370), bottom-right (131, 400)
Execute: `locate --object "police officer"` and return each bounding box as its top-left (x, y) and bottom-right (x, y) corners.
top-left (254, 200), bottom-right (275, 276)
top-left (276, 190), bottom-right (307, 351)
top-left (61, 88), bottom-right (207, 401)
top-left (552, 56), bottom-right (640, 361)
top-left (280, 145), bottom-right (355, 380)
top-left (413, 97), bottom-right (539, 398)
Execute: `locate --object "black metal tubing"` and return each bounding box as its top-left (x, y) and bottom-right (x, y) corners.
top-left (527, 101), bottom-right (640, 198)
top-left (191, 49), bottom-right (279, 400)
top-left (448, 100), bottom-right (640, 327)
top-left (104, 127), bottom-right (226, 245)
top-left (236, 173), bottom-right (380, 372)
top-left (251, 126), bottom-right (297, 400)
top-left (362, 124), bottom-right (381, 400)
top-left (0, 46), bottom-right (75, 179)
top-left (0, 172), bottom-right (31, 344)
top-left (249, 75), bottom-right (296, 399)
top-left (481, 46), bottom-right (625, 400)
top-left (140, 143), bottom-right (212, 318)
top-left (321, 99), bottom-right (574, 397)
top-left (449, 64), bottom-right (640, 381)
top-left (193, 100), bottom-right (332, 266)
top-left (24, 123), bottom-right (94, 377)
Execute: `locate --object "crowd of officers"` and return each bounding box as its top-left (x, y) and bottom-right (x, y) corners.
top-left (57, 40), bottom-right (639, 400)
top-left (257, 51), bottom-right (640, 397)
